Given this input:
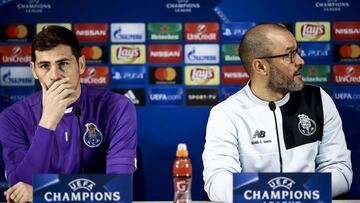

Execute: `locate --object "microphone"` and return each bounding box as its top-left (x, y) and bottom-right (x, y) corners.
top-left (72, 107), bottom-right (84, 173)
top-left (268, 101), bottom-right (283, 173)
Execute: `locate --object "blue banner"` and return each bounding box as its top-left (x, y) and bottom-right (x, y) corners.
top-left (33, 174), bottom-right (132, 203)
top-left (233, 173), bottom-right (331, 203)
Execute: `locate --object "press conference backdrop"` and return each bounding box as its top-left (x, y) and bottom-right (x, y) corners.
top-left (0, 0), bottom-right (359, 200)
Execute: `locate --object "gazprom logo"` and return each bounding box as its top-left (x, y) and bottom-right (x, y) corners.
top-left (184, 44), bottom-right (219, 64)
top-left (267, 177), bottom-right (295, 190)
top-left (0, 66), bottom-right (34, 86)
top-left (111, 23), bottom-right (145, 42)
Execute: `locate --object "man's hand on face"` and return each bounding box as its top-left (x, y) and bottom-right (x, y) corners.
top-left (4, 182), bottom-right (33, 203)
top-left (39, 77), bottom-right (76, 131)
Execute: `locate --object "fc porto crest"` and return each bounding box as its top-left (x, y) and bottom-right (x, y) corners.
top-left (83, 123), bottom-right (103, 148)
top-left (297, 114), bottom-right (316, 136)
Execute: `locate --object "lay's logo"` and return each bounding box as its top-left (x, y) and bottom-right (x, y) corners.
top-left (111, 45), bottom-right (145, 64)
top-left (185, 66), bottom-right (219, 85)
top-left (296, 22), bottom-right (330, 41)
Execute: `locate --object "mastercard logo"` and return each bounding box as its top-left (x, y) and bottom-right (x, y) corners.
top-left (6, 24), bottom-right (28, 39)
top-left (81, 46), bottom-right (103, 60)
top-left (339, 44), bottom-right (360, 58)
top-left (155, 67), bottom-right (176, 81)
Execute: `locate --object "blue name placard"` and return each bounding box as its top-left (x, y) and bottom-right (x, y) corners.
top-left (33, 174), bottom-right (132, 203)
top-left (233, 173), bottom-right (331, 203)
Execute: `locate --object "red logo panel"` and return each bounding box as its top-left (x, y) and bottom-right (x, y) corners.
top-left (333, 65), bottom-right (360, 84)
top-left (185, 23), bottom-right (219, 42)
top-left (80, 66), bottom-right (109, 86)
top-left (0, 45), bottom-right (31, 64)
top-left (333, 22), bottom-right (360, 41)
top-left (74, 23), bottom-right (109, 42)
top-left (148, 44), bottom-right (183, 64)
top-left (222, 66), bottom-right (249, 85)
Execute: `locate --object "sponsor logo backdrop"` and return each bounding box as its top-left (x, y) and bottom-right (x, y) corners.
top-left (1, 0), bottom-right (360, 201)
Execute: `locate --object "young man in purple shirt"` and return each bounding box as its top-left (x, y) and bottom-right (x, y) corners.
top-left (0, 26), bottom-right (137, 202)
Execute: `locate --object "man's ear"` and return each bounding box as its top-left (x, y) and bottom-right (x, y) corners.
top-left (78, 55), bottom-right (86, 75)
top-left (30, 62), bottom-right (38, 79)
top-left (252, 59), bottom-right (269, 76)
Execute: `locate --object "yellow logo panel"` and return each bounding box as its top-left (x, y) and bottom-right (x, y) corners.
top-left (295, 22), bottom-right (330, 42)
top-left (111, 45), bottom-right (146, 64)
top-left (36, 23), bottom-right (72, 33)
top-left (185, 66), bottom-right (220, 85)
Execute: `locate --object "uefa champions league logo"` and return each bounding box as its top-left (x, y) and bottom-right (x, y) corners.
top-left (267, 177), bottom-right (296, 190)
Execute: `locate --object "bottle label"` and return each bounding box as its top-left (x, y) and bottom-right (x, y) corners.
top-left (174, 177), bottom-right (192, 203)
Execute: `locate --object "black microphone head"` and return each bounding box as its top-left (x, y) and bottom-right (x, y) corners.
top-left (268, 101), bottom-right (276, 111)
top-left (72, 107), bottom-right (81, 117)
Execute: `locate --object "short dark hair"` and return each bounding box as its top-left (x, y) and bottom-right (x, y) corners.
top-left (31, 25), bottom-right (81, 62)
top-left (238, 23), bottom-right (289, 75)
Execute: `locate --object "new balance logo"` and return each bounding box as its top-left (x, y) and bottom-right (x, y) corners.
top-left (253, 130), bottom-right (266, 138)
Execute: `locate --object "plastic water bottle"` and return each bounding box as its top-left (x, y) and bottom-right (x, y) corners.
top-left (173, 143), bottom-right (192, 203)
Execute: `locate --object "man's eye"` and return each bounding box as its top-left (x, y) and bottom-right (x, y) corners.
top-left (59, 62), bottom-right (69, 67)
top-left (39, 65), bottom-right (49, 70)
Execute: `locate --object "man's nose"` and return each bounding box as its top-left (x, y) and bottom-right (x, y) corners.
top-left (295, 52), bottom-right (305, 66)
top-left (49, 67), bottom-right (63, 81)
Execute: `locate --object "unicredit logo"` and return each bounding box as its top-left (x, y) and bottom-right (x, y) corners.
top-left (1, 46), bottom-right (31, 64)
top-left (190, 68), bottom-right (214, 80)
top-left (116, 47), bottom-right (140, 58)
top-left (301, 24), bottom-right (325, 37)
top-left (334, 65), bottom-right (360, 84)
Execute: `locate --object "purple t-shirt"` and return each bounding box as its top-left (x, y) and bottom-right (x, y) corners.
top-left (0, 84), bottom-right (137, 185)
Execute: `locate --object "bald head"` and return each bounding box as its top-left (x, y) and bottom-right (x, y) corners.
top-left (239, 24), bottom-right (292, 75)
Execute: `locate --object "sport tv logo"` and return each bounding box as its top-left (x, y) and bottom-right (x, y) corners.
top-left (185, 88), bottom-right (219, 106)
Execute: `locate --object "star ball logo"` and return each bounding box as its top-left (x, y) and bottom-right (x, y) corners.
top-left (43, 178), bottom-right (121, 202)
